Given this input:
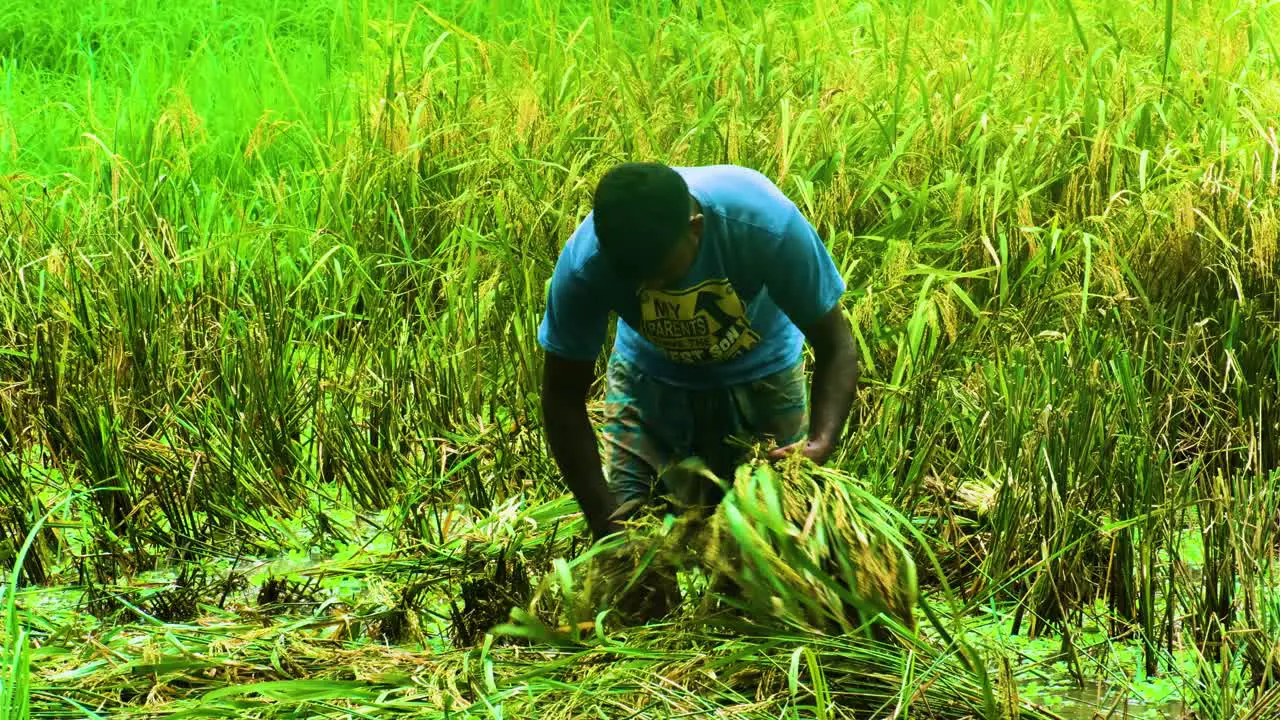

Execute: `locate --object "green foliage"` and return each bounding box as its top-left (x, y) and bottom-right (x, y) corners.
top-left (2, 0), bottom-right (1280, 716)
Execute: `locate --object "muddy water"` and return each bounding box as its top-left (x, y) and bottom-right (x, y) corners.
top-left (1048, 685), bottom-right (1188, 719)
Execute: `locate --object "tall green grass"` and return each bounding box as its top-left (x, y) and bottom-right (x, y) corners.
top-left (2, 0), bottom-right (1280, 716)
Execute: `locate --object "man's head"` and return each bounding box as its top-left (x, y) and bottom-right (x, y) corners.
top-left (592, 162), bottom-right (704, 289)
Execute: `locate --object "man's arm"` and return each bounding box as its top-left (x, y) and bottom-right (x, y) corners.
top-left (756, 197), bottom-right (856, 465)
top-left (541, 351), bottom-right (620, 540)
top-left (790, 306), bottom-right (859, 464)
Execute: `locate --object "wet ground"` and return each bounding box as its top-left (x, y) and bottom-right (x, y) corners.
top-left (1046, 684), bottom-right (1187, 719)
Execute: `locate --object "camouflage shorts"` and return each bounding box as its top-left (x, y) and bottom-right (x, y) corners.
top-left (602, 353), bottom-right (809, 510)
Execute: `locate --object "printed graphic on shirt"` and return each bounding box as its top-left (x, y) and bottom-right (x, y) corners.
top-left (638, 279), bottom-right (761, 364)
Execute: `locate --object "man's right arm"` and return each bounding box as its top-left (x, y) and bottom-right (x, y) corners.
top-left (540, 351), bottom-right (620, 540)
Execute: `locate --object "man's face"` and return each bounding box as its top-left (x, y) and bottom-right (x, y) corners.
top-left (641, 213), bottom-right (704, 291)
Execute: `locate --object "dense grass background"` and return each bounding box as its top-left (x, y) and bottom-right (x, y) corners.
top-left (2, 0), bottom-right (1280, 716)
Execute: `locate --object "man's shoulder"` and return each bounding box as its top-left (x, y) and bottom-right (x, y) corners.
top-left (680, 164), bottom-right (783, 198)
top-left (680, 165), bottom-right (796, 235)
top-left (552, 213), bottom-right (613, 288)
top-left (556, 212), bottom-right (598, 265)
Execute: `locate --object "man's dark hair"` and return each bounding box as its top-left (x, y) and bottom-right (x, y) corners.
top-left (591, 162), bottom-right (690, 283)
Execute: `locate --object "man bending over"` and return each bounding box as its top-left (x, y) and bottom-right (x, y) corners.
top-left (538, 162), bottom-right (859, 543)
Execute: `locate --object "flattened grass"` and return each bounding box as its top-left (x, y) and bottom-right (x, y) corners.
top-left (3, 0), bottom-right (1280, 716)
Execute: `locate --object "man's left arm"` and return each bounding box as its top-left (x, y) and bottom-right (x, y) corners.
top-left (761, 201), bottom-right (858, 464)
top-left (782, 306), bottom-right (858, 464)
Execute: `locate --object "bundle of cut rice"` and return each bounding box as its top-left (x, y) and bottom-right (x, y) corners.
top-left (694, 456), bottom-right (919, 636)
top-left (529, 457), bottom-right (918, 639)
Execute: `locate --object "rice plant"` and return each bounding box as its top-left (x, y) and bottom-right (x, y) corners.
top-left (1, 0), bottom-right (1278, 716)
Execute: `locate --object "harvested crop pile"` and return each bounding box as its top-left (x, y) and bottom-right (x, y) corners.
top-left (528, 456), bottom-right (919, 637)
top-left (699, 456), bottom-right (919, 636)
top-left (503, 458), bottom-right (1064, 719)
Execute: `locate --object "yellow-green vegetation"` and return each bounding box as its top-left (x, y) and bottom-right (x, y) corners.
top-left (2, 0), bottom-right (1280, 717)
top-left (529, 457), bottom-right (919, 636)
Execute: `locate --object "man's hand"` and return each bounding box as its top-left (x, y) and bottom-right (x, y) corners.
top-left (790, 306), bottom-right (858, 465)
top-left (541, 352), bottom-right (620, 540)
top-left (769, 437), bottom-right (835, 465)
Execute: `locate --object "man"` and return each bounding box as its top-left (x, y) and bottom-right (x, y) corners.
top-left (538, 162), bottom-right (859, 544)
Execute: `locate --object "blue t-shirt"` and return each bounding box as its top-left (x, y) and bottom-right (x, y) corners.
top-left (537, 165), bottom-right (846, 390)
